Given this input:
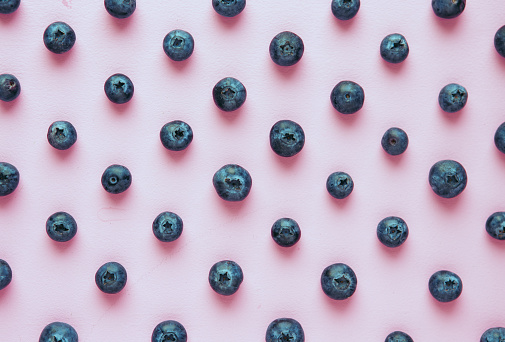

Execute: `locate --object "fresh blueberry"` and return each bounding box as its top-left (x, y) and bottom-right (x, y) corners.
top-left (104, 73), bottom-right (134, 104)
top-left (494, 122), bottom-right (505, 154)
top-left (163, 30), bottom-right (194, 62)
top-left (208, 260), bottom-right (243, 296)
top-left (212, 77), bottom-right (246, 112)
top-left (0, 162), bottom-right (19, 196)
top-left (39, 322), bottom-right (78, 342)
top-left (380, 33), bottom-right (409, 64)
top-left (0, 259), bottom-right (12, 291)
top-left (212, 164), bottom-right (252, 202)
top-left (485, 212), bottom-right (505, 240)
top-left (331, 0), bottom-right (360, 20)
top-left (381, 127), bottom-right (408, 156)
top-left (377, 216), bottom-right (409, 248)
top-left (0, 74), bottom-right (21, 102)
top-left (269, 31), bottom-right (304, 67)
top-left (321, 263), bottom-right (357, 300)
top-left (269, 120), bottom-right (305, 157)
top-left (43, 22), bottom-right (76, 54)
top-left (160, 120), bottom-right (193, 151)
top-left (326, 171), bottom-right (353, 199)
top-left (481, 327), bottom-right (505, 342)
top-left (432, 0), bottom-right (465, 19)
top-left (495, 26), bottom-right (505, 58)
top-left (438, 83), bottom-right (468, 113)
top-left (0, 0), bottom-right (20, 14)
top-left (104, 0), bottom-right (136, 19)
top-left (95, 261), bottom-right (127, 294)
top-left (428, 270), bottom-right (462, 302)
top-left (152, 320), bottom-right (187, 342)
top-left (212, 0), bottom-right (245, 17)
top-left (385, 331), bottom-right (413, 342)
top-left (101, 164), bottom-right (132, 194)
top-left (330, 81), bottom-right (365, 114)
top-left (266, 318), bottom-right (305, 342)
top-left (271, 218), bottom-right (301, 248)
top-left (152, 211), bottom-right (183, 242)
top-left (47, 121), bottom-right (77, 150)
top-left (428, 160), bottom-right (467, 198)
top-left (46, 212), bottom-right (78, 242)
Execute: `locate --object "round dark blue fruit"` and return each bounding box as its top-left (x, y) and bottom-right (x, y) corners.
top-left (494, 122), bottom-right (505, 154)
top-left (271, 218), bottom-right (301, 247)
top-left (331, 0), bottom-right (360, 20)
top-left (385, 331), bottom-right (413, 342)
top-left (47, 121), bottom-right (77, 150)
top-left (0, 162), bottom-right (19, 196)
top-left (321, 263), bottom-right (357, 300)
top-left (269, 31), bottom-right (304, 67)
top-left (432, 0), bottom-right (465, 19)
top-left (265, 318), bottom-right (305, 342)
top-left (494, 26), bottom-right (505, 58)
top-left (163, 30), bottom-right (194, 62)
top-left (485, 212), bottom-right (505, 240)
top-left (377, 216), bottom-right (409, 248)
top-left (212, 0), bottom-right (245, 17)
top-left (39, 322), bottom-right (78, 342)
top-left (428, 160), bottom-right (467, 198)
top-left (208, 260), bottom-right (243, 296)
top-left (381, 127), bottom-right (408, 156)
top-left (46, 212), bottom-right (78, 242)
top-left (152, 211), bottom-right (183, 242)
top-left (326, 171), bottom-right (354, 199)
top-left (212, 164), bottom-right (252, 202)
top-left (0, 0), bottom-right (20, 14)
top-left (95, 261), bottom-right (127, 294)
top-left (380, 33), bottom-right (409, 64)
top-left (152, 320), bottom-right (187, 342)
top-left (212, 77), bottom-right (246, 112)
top-left (101, 164), bottom-right (132, 194)
top-left (43, 22), bottom-right (76, 54)
top-left (160, 120), bottom-right (193, 151)
top-left (0, 74), bottom-right (21, 102)
top-left (269, 120), bottom-right (305, 157)
top-left (0, 259), bottom-right (12, 291)
top-left (428, 270), bottom-right (462, 302)
top-left (104, 73), bottom-right (134, 104)
top-left (104, 0), bottom-right (136, 19)
top-left (330, 80), bottom-right (364, 114)
top-left (438, 83), bottom-right (468, 113)
top-left (481, 327), bottom-right (505, 342)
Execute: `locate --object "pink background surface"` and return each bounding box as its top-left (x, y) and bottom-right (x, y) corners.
top-left (1, 0), bottom-right (505, 340)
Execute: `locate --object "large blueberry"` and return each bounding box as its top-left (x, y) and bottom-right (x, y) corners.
top-left (481, 327), bottom-right (505, 342)
top-left (495, 26), bottom-right (505, 58)
top-left (428, 160), bottom-right (467, 198)
top-left (326, 171), bottom-right (354, 199)
top-left (271, 218), bottom-right (301, 247)
top-left (39, 322), bottom-right (78, 342)
top-left (101, 164), bottom-right (132, 194)
top-left (47, 121), bottom-right (77, 150)
top-left (43, 22), bottom-right (76, 54)
top-left (104, 73), bottom-right (134, 104)
top-left (377, 216), bottom-right (409, 248)
top-left (266, 318), bottom-right (304, 342)
top-left (0, 0), bottom-right (20, 14)
top-left (381, 127), bottom-right (408, 156)
top-left (46, 212), bottom-right (78, 242)
top-left (321, 263), bottom-right (357, 300)
top-left (331, 0), bottom-right (360, 20)
top-left (330, 81), bottom-right (364, 114)
top-left (104, 0), bottom-right (136, 19)
top-left (163, 30), bottom-right (194, 62)
top-left (0, 74), bottom-right (21, 102)
top-left (212, 77), bottom-right (246, 112)
top-left (385, 331), bottom-right (413, 342)
top-left (208, 260), bottom-right (243, 296)
top-left (432, 0), bottom-right (465, 19)
top-left (380, 33), bottom-right (409, 64)
top-left (0, 162), bottom-right (19, 196)
top-left (438, 83), bottom-right (468, 113)
top-left (212, 0), bottom-right (245, 17)
top-left (152, 211), bottom-right (183, 242)
top-left (269, 120), bottom-right (305, 157)
top-left (0, 259), bottom-right (12, 291)
top-left (428, 270), bottom-right (462, 302)
top-left (160, 120), bottom-right (193, 151)
top-left (269, 31), bottom-right (304, 67)
top-left (95, 261), bottom-right (127, 294)
top-left (494, 122), bottom-right (505, 154)
top-left (212, 164), bottom-right (252, 201)
top-left (485, 212), bottom-right (505, 240)
top-left (152, 320), bottom-right (187, 342)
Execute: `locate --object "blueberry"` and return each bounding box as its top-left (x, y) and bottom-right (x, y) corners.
top-left (212, 164), bottom-right (252, 202)
top-left (39, 322), bottom-right (78, 342)
top-left (0, 0), bottom-right (20, 14)
top-left (485, 212), bottom-right (505, 240)
top-left (432, 0), bottom-right (465, 19)
top-left (95, 261), bottom-right (127, 294)
top-left (271, 218), bottom-right (301, 247)
top-left (385, 331), bottom-right (413, 342)
top-left (266, 318), bottom-right (304, 342)
top-left (101, 164), bottom-right (132, 194)
top-left (381, 127), bottom-right (408, 156)
top-left (152, 320), bottom-right (187, 342)
top-left (481, 327), bottom-right (505, 342)
top-left (152, 211), bottom-right (183, 242)
top-left (330, 81), bottom-right (365, 114)
top-left (104, 0), bottom-right (136, 19)
top-left (438, 83), bottom-right (468, 113)
top-left (321, 263), bottom-right (357, 300)
top-left (428, 270), bottom-right (462, 302)
top-left (0, 162), bottom-right (19, 196)
top-left (380, 33), bottom-right (409, 64)
top-left (0, 74), bottom-right (21, 102)
top-left (47, 121), bottom-right (77, 150)
top-left (212, 0), bottom-right (245, 17)
top-left (163, 30), bottom-right (194, 62)
top-left (269, 31), bottom-right (304, 67)
top-left (160, 120), bottom-right (193, 151)
top-left (212, 77), bottom-right (246, 112)
top-left (104, 73), bottom-right (134, 104)
top-left (494, 122), bottom-right (505, 154)
top-left (377, 216), bottom-right (409, 248)
top-left (331, 0), bottom-right (360, 20)
top-left (495, 26), bottom-right (505, 58)
top-left (46, 212), bottom-right (78, 242)
top-left (43, 22), bottom-right (76, 54)
top-left (269, 120), bottom-right (305, 157)
top-left (428, 160), bottom-right (467, 198)
top-left (0, 259), bottom-right (12, 291)
top-left (208, 260), bottom-right (243, 296)
top-left (326, 171), bottom-right (353, 199)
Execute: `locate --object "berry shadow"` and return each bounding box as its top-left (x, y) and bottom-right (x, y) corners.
top-left (50, 145), bottom-right (77, 161)
top-left (209, 286), bottom-right (244, 308)
top-left (485, 233), bottom-right (505, 253)
top-left (46, 47), bottom-right (76, 66)
top-left (154, 235), bottom-right (185, 254)
top-left (322, 293), bottom-right (355, 311)
top-left (327, 193), bottom-right (353, 210)
top-left (330, 106), bottom-right (363, 127)
top-left (378, 242), bottom-right (408, 259)
top-left (380, 58), bottom-right (407, 74)
top-left (270, 62), bottom-right (302, 79)
top-left (428, 189), bottom-right (464, 211)
top-left (0, 191), bottom-right (19, 209)
top-left (438, 106), bottom-right (464, 124)
top-left (214, 12), bottom-right (243, 29)
top-left (494, 148), bottom-right (505, 165)
top-left (162, 145), bottom-right (192, 162)
top-left (271, 152), bottom-right (303, 169)
top-left (382, 150), bottom-right (406, 165)
top-left (48, 236), bottom-right (77, 252)
top-left (0, 9), bottom-right (20, 24)
top-left (429, 295), bottom-right (461, 313)
top-left (102, 189), bottom-right (131, 205)
top-left (493, 52), bottom-right (505, 72)
top-left (106, 98), bottom-right (133, 115)
top-left (164, 55), bottom-right (193, 73)
top-left (213, 104), bottom-right (245, 124)
top-left (432, 15), bottom-right (462, 32)
top-left (108, 15), bottom-right (134, 32)
top-left (216, 196), bottom-right (251, 216)
top-left (0, 283), bottom-right (13, 301)
top-left (0, 98), bottom-right (20, 112)
top-left (272, 242), bottom-right (300, 258)
top-left (98, 290), bottom-right (126, 306)
top-left (332, 15), bottom-right (358, 32)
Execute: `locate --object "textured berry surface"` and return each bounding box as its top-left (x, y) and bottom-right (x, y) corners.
top-left (377, 216), bottom-right (409, 248)
top-left (152, 320), bottom-right (187, 342)
top-left (321, 263), bottom-right (357, 300)
top-left (212, 0), bottom-right (246, 17)
top-left (152, 211), bottom-right (183, 242)
top-left (271, 217), bottom-right (301, 247)
top-left (43, 22), bottom-right (76, 54)
top-left (212, 164), bottom-right (252, 201)
top-left (105, 0), bottom-right (136, 19)
top-left (212, 77), bottom-right (246, 112)
top-left (269, 120), bottom-right (305, 157)
top-left (269, 31), bottom-right (304, 66)
top-left (0, 0), bottom-right (20, 14)
top-left (0, 162), bottom-right (19, 196)
top-left (432, 0), bottom-right (465, 19)
top-left (104, 73), bottom-right (134, 104)
top-left (385, 331), bottom-right (413, 342)
top-left (0, 259), bottom-right (12, 291)
top-left (330, 81), bottom-right (364, 114)
top-left (39, 322), bottom-right (78, 342)
top-left (160, 120), bottom-right (193, 151)
top-left (485, 212), bottom-right (505, 240)
top-left (101, 164), bottom-right (132, 194)
top-left (481, 327), bottom-right (505, 342)
top-left (208, 260), bottom-right (243, 296)
top-left (0, 74), bottom-right (20, 102)
top-left (428, 160), bottom-right (467, 198)
top-left (428, 270), bottom-right (462, 302)
top-left (95, 261), bottom-right (127, 294)
top-left (266, 318), bottom-right (304, 342)
top-left (163, 30), bottom-right (194, 62)
top-left (381, 127), bottom-right (408, 156)
top-left (380, 33), bottom-right (409, 64)
top-left (438, 83), bottom-right (468, 113)
top-left (331, 0), bottom-right (360, 20)
top-left (46, 211), bottom-right (78, 242)
top-left (47, 121), bottom-right (77, 150)
top-left (326, 171), bottom-right (353, 199)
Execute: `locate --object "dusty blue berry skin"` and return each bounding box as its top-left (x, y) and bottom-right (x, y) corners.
top-left (46, 212), bottom-right (78, 242)
top-left (39, 322), bottom-right (78, 342)
top-left (428, 160), bottom-right (467, 198)
top-left (47, 121), bottom-right (77, 150)
top-left (385, 331), bottom-right (413, 342)
top-left (380, 33), bottom-right (409, 64)
top-left (0, 162), bottom-right (19, 196)
top-left (152, 211), bottom-right (183, 242)
top-left (95, 262), bottom-right (127, 294)
top-left (326, 171), bottom-right (353, 199)
top-left (494, 122), bottom-right (505, 154)
top-left (152, 320), bottom-right (187, 342)
top-left (0, 0), bottom-right (20, 14)
top-left (269, 31), bottom-right (304, 67)
top-left (438, 83), bottom-right (468, 113)
top-left (160, 120), bottom-right (193, 151)
top-left (212, 164), bottom-right (252, 201)
top-left (321, 263), bottom-right (357, 300)
top-left (432, 0), bottom-right (465, 19)
top-left (485, 212), bottom-right (505, 240)
top-left (271, 218), bottom-right (301, 247)
top-left (163, 30), bottom-right (194, 62)
top-left (104, 73), bottom-right (134, 104)
top-left (43, 22), bottom-right (76, 54)
top-left (330, 81), bottom-right (364, 114)
top-left (331, 0), bottom-right (360, 20)
top-left (495, 26), bottom-right (505, 58)
top-left (429, 270), bottom-right (462, 302)
top-left (212, 0), bottom-right (245, 17)
top-left (0, 259), bottom-right (12, 291)
top-left (377, 216), bottom-right (409, 248)
top-left (381, 127), bottom-right (408, 156)
top-left (208, 260), bottom-right (243, 296)
top-left (0, 74), bottom-right (21, 102)
top-left (101, 164), bottom-right (132, 194)
top-left (481, 327), bottom-right (505, 342)
top-left (212, 77), bottom-right (247, 112)
top-left (266, 318), bottom-right (305, 342)
top-left (104, 0), bottom-right (136, 19)
top-left (269, 120), bottom-right (305, 157)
